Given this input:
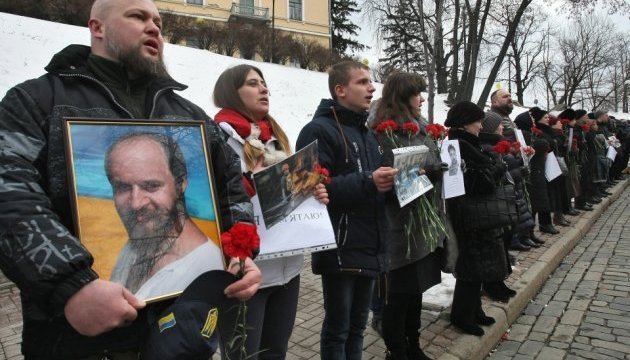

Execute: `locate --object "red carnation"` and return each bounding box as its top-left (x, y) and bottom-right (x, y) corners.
top-left (511, 141), bottom-right (522, 155)
top-left (492, 140), bottom-right (512, 155)
top-left (375, 120), bottom-right (399, 134)
top-left (426, 123), bottom-right (447, 140)
top-left (581, 124), bottom-right (591, 133)
top-left (221, 223), bottom-right (260, 260)
top-left (402, 122), bottom-right (420, 136)
top-left (559, 118), bottom-right (571, 125)
top-left (314, 164), bottom-right (331, 185)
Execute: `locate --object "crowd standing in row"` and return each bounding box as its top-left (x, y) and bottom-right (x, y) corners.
top-left (0, 1), bottom-right (628, 360)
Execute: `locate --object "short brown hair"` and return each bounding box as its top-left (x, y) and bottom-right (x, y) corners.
top-left (328, 60), bottom-right (370, 100)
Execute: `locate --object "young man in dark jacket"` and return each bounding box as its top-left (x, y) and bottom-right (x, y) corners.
top-left (0, 0), bottom-right (261, 358)
top-left (296, 61), bottom-right (397, 360)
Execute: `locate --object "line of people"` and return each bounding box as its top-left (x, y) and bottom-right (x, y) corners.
top-left (1, 1), bottom-right (629, 360)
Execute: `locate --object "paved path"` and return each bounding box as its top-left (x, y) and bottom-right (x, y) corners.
top-left (488, 186), bottom-right (630, 360)
top-left (0, 180), bottom-right (628, 360)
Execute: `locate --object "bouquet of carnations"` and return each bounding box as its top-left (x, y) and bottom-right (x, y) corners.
top-left (375, 120), bottom-right (447, 256)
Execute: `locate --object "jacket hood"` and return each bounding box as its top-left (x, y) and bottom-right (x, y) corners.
top-left (313, 99), bottom-right (369, 127)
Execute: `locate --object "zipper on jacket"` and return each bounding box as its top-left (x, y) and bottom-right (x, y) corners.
top-left (149, 87), bottom-right (178, 118)
top-left (353, 142), bottom-right (363, 172)
top-left (336, 213), bottom-right (348, 266)
top-left (60, 73), bottom-right (180, 119)
top-left (59, 73), bottom-right (135, 118)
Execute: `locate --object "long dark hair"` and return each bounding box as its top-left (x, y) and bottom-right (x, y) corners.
top-left (372, 72), bottom-right (426, 128)
top-left (213, 64), bottom-right (291, 169)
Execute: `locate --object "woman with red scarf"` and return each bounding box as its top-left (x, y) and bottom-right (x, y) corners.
top-left (213, 64), bottom-right (328, 359)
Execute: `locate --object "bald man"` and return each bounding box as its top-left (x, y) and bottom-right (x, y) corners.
top-left (489, 89), bottom-right (517, 141)
top-left (0, 0), bottom-right (260, 358)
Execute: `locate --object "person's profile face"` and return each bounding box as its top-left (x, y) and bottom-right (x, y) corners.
top-left (464, 120), bottom-right (483, 137)
top-left (108, 138), bottom-right (181, 239)
top-left (238, 69), bottom-right (269, 121)
top-left (101, 0), bottom-right (165, 75)
top-left (336, 68), bottom-right (375, 112)
top-left (408, 93), bottom-right (424, 117)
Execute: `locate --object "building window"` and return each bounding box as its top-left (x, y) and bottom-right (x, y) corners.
top-left (289, 0), bottom-right (302, 21)
top-left (186, 0), bottom-right (203, 5)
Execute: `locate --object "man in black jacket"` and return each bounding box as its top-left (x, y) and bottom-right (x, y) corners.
top-left (0, 0), bottom-right (261, 358)
top-left (296, 61), bottom-right (397, 360)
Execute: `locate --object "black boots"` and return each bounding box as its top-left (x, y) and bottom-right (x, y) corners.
top-left (540, 224), bottom-right (560, 234)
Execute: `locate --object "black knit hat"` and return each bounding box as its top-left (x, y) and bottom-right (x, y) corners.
top-left (557, 108), bottom-right (576, 120)
top-left (444, 101), bottom-right (485, 127)
top-left (575, 109), bottom-right (587, 119)
top-left (481, 111), bottom-right (503, 134)
top-left (142, 271), bottom-right (239, 360)
top-left (529, 107), bottom-right (548, 123)
top-left (514, 111), bottom-right (533, 130)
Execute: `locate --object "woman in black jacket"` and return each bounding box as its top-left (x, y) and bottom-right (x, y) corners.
top-left (445, 102), bottom-right (510, 336)
top-left (371, 72), bottom-right (449, 360)
top-left (531, 108), bottom-right (569, 231)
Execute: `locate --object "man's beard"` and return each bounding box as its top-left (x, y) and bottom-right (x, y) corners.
top-left (501, 103), bottom-right (514, 115)
top-left (105, 35), bottom-right (169, 79)
top-left (119, 196), bottom-right (186, 292)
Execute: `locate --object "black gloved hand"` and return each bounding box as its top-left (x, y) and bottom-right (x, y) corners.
top-left (424, 162), bottom-right (449, 182)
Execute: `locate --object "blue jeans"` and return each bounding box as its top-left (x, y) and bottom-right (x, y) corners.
top-left (320, 273), bottom-right (375, 360)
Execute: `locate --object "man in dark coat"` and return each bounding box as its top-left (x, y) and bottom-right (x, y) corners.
top-left (0, 0), bottom-right (261, 358)
top-left (489, 89), bottom-right (516, 141)
top-left (296, 61), bottom-right (396, 360)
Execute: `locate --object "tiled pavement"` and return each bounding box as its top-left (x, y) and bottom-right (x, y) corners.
top-left (0, 180), bottom-right (628, 360)
top-left (487, 185), bottom-right (630, 360)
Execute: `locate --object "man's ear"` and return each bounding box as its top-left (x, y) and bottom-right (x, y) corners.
top-left (88, 18), bottom-right (104, 40)
top-left (180, 178), bottom-right (188, 193)
top-left (334, 84), bottom-right (346, 100)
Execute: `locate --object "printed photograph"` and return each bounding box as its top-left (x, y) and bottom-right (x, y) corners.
top-left (253, 141), bottom-right (320, 229)
top-left (64, 120), bottom-right (224, 302)
top-left (392, 146), bottom-right (433, 207)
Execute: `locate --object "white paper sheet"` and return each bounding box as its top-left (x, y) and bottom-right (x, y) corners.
top-left (440, 140), bottom-right (466, 199)
top-left (545, 153), bottom-right (562, 181)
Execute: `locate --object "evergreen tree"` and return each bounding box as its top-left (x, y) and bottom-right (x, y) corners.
top-left (379, 0), bottom-right (425, 73)
top-left (331, 0), bottom-right (366, 56)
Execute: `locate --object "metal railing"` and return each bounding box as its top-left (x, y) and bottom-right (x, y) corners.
top-left (229, 3), bottom-right (270, 21)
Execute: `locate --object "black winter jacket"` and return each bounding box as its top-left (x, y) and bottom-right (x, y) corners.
top-left (0, 45), bottom-right (253, 358)
top-left (446, 129), bottom-right (510, 282)
top-left (296, 99), bottom-right (388, 277)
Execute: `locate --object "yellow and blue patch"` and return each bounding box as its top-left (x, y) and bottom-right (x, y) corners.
top-left (200, 308), bottom-right (218, 338)
top-left (158, 312), bottom-right (176, 333)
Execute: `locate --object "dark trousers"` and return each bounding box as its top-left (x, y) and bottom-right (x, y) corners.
top-left (533, 211), bottom-right (551, 226)
top-left (450, 279), bottom-right (482, 326)
top-left (320, 273), bottom-right (375, 360)
top-left (244, 275), bottom-right (300, 360)
top-left (382, 293), bottom-right (422, 358)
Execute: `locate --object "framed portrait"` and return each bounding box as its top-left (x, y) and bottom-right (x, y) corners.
top-left (64, 119), bottom-right (225, 303)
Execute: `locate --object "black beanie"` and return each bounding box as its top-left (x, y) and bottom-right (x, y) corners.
top-left (558, 108), bottom-right (576, 120)
top-left (481, 111), bottom-right (503, 134)
top-left (529, 107), bottom-right (548, 123)
top-left (515, 111), bottom-right (533, 130)
top-left (575, 109), bottom-right (587, 119)
top-left (445, 101), bottom-right (485, 127)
